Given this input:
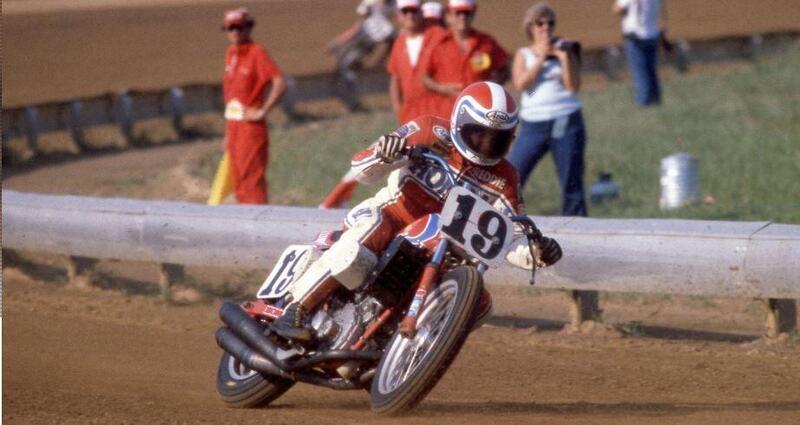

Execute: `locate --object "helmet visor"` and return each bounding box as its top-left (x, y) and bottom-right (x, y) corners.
top-left (460, 123), bottom-right (515, 162)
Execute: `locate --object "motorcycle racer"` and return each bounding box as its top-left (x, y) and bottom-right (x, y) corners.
top-left (274, 81), bottom-right (562, 341)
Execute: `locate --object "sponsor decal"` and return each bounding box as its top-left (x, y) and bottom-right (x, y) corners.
top-left (432, 125), bottom-right (451, 143)
top-left (468, 167), bottom-right (507, 190)
top-left (407, 289), bottom-right (427, 318)
top-left (349, 207), bottom-right (373, 221)
top-left (486, 110), bottom-right (510, 127)
top-left (395, 121), bottom-right (421, 138)
top-left (469, 52), bottom-right (491, 72)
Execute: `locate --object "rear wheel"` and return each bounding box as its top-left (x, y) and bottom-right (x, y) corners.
top-left (370, 266), bottom-right (482, 415)
top-left (216, 352), bottom-right (294, 408)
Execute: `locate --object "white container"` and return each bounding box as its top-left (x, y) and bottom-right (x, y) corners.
top-left (660, 153), bottom-right (700, 210)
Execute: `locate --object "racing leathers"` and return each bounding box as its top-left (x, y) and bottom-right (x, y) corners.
top-left (276, 115), bottom-right (525, 340)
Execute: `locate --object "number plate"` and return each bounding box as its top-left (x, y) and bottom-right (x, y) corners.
top-left (439, 186), bottom-right (513, 266)
top-left (257, 245), bottom-right (318, 299)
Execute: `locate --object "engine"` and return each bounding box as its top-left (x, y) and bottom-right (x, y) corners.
top-left (309, 295), bottom-right (384, 351)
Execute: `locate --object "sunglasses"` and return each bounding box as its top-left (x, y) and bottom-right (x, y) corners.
top-left (226, 25), bottom-right (246, 32)
top-left (400, 7), bottom-right (420, 15)
top-left (535, 19), bottom-right (555, 27)
top-left (454, 10), bottom-right (474, 18)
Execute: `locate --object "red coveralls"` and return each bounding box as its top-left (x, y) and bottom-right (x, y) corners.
top-left (419, 29), bottom-right (509, 119)
top-left (223, 41), bottom-right (283, 204)
top-left (386, 26), bottom-right (448, 124)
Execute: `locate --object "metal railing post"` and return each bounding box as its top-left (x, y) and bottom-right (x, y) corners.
top-left (169, 87), bottom-right (186, 135)
top-left (23, 106), bottom-right (40, 155)
top-left (115, 91), bottom-right (135, 147)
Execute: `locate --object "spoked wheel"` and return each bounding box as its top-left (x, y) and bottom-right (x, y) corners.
top-left (216, 352), bottom-right (294, 408)
top-left (370, 266), bottom-right (482, 415)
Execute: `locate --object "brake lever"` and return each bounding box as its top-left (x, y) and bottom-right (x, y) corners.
top-left (527, 235), bottom-right (537, 286)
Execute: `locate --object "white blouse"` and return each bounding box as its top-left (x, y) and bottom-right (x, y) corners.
top-left (518, 47), bottom-right (582, 122)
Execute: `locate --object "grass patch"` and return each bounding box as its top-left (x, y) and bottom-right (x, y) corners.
top-left (203, 48), bottom-right (800, 223)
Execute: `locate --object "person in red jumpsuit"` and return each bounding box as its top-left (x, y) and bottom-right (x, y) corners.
top-left (222, 8), bottom-right (286, 204)
top-left (388, 0), bottom-right (448, 124)
top-left (420, 0), bottom-right (510, 119)
top-left (273, 82), bottom-right (562, 342)
top-left (319, 0), bottom-right (448, 210)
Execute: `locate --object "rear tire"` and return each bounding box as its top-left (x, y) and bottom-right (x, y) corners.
top-left (370, 266), bottom-right (482, 415)
top-left (216, 352), bottom-right (294, 408)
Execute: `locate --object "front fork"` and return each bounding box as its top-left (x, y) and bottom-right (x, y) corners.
top-left (398, 238), bottom-right (450, 338)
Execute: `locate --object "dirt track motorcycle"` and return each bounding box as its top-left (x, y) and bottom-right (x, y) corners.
top-left (215, 148), bottom-right (545, 414)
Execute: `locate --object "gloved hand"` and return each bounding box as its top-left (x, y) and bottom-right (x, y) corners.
top-left (534, 237), bottom-right (562, 266)
top-left (376, 134), bottom-right (407, 162)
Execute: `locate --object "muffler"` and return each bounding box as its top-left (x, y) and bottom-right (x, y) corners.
top-left (215, 327), bottom-right (293, 380)
top-left (218, 301), bottom-right (288, 369)
top-left (218, 301), bottom-right (383, 372)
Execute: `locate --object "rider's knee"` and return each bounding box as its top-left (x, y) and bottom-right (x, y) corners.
top-left (324, 238), bottom-right (378, 290)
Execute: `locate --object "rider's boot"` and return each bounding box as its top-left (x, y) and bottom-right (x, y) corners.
top-left (273, 236), bottom-right (378, 343)
top-left (272, 276), bottom-right (341, 343)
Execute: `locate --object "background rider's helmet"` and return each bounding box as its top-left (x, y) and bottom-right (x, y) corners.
top-left (450, 81), bottom-right (519, 166)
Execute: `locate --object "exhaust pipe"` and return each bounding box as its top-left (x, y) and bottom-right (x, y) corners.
top-left (215, 327), bottom-right (293, 379)
top-left (218, 301), bottom-right (289, 369)
top-left (218, 301), bottom-right (383, 372)
top-left (217, 326), bottom-right (372, 390)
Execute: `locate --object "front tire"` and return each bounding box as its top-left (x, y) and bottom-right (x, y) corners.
top-left (216, 352), bottom-right (294, 408)
top-left (370, 266), bottom-right (482, 415)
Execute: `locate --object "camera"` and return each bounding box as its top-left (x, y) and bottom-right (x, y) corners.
top-left (552, 37), bottom-right (580, 54)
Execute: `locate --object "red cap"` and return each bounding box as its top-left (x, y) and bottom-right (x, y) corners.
top-left (222, 7), bottom-right (254, 29)
top-left (448, 0), bottom-right (476, 12)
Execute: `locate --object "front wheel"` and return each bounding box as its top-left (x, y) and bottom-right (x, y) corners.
top-left (370, 266), bottom-right (482, 415)
top-left (216, 352), bottom-right (294, 408)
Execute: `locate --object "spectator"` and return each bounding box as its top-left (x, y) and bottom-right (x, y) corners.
top-left (222, 7), bottom-right (286, 204)
top-left (420, 0), bottom-right (509, 118)
top-left (613, 0), bottom-right (666, 107)
top-left (421, 1), bottom-right (445, 28)
top-left (506, 2), bottom-right (588, 216)
top-left (388, 0), bottom-right (447, 124)
top-left (320, 0), bottom-right (448, 210)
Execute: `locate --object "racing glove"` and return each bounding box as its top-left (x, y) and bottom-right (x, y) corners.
top-left (506, 236), bottom-right (563, 270)
top-left (534, 237), bottom-right (562, 267)
top-left (376, 134), bottom-right (407, 163)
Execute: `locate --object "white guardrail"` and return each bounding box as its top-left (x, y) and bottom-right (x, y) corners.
top-left (3, 190), bottom-right (799, 300)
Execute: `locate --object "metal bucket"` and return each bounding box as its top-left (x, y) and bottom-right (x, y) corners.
top-left (660, 153), bottom-right (700, 210)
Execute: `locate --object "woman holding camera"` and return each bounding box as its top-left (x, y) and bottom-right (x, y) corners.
top-left (506, 2), bottom-right (587, 216)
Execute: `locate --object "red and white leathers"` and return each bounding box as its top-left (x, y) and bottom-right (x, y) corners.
top-left (289, 114), bottom-right (525, 324)
top-left (223, 40), bottom-right (283, 204)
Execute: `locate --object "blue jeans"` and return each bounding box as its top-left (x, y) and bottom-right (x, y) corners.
top-left (507, 110), bottom-right (588, 217)
top-left (624, 36), bottom-right (661, 107)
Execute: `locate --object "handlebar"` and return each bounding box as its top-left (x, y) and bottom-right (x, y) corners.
top-left (406, 146), bottom-right (545, 285)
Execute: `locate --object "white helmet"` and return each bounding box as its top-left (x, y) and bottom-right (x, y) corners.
top-left (450, 81), bottom-right (519, 166)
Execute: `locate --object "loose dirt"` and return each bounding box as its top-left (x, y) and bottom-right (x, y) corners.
top-left (3, 267), bottom-right (800, 424)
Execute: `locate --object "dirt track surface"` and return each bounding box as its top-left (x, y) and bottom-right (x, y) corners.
top-left (3, 267), bottom-right (800, 424)
top-left (5, 0), bottom-right (800, 106)
top-left (4, 138), bottom-right (800, 423)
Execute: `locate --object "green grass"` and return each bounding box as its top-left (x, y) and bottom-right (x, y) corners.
top-left (201, 48), bottom-right (800, 223)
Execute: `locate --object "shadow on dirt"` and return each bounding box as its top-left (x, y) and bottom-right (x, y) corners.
top-left (488, 314), bottom-right (759, 343)
top-left (3, 251), bottom-right (762, 344)
top-left (415, 400), bottom-right (800, 416)
top-left (2, 129), bottom-right (219, 179)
